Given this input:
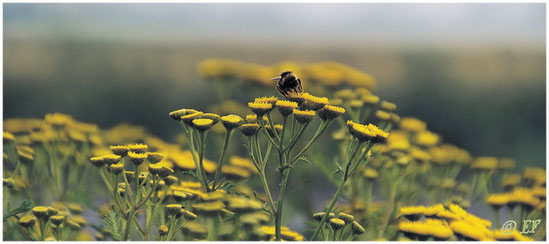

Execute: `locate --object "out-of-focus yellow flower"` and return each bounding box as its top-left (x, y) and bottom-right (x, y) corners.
top-left (498, 158), bottom-right (515, 170)
top-left (380, 101), bottom-right (397, 112)
top-left (400, 117), bottom-right (427, 132)
top-left (470, 157), bottom-right (498, 171)
top-left (362, 94), bottom-right (380, 105)
top-left (386, 130), bottom-right (410, 152)
top-left (485, 193), bottom-right (509, 208)
top-left (230, 156), bottom-right (258, 173)
top-left (197, 59), bottom-right (242, 79)
top-left (415, 131), bottom-right (439, 147)
top-left (221, 165), bottom-right (251, 181)
top-left (334, 89), bottom-right (357, 100)
top-left (503, 174), bottom-right (521, 188)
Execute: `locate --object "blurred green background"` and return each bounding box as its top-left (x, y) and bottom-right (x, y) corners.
top-left (3, 3), bottom-right (546, 169)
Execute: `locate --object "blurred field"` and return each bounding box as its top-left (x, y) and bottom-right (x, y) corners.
top-left (4, 39), bottom-right (545, 168)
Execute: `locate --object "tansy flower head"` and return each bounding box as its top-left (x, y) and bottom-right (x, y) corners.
top-left (275, 100), bottom-right (298, 116)
top-left (239, 123), bottom-right (260, 137)
top-left (110, 163), bottom-right (124, 175)
top-left (302, 93), bottom-right (329, 110)
top-left (18, 215), bottom-right (37, 228)
top-left (32, 206), bottom-right (49, 218)
top-left (349, 99), bottom-right (364, 109)
top-left (286, 92), bottom-right (306, 104)
top-left (503, 174), bottom-right (521, 189)
top-left (362, 94), bottom-right (380, 105)
top-left (110, 145), bottom-right (130, 156)
top-left (221, 114), bottom-right (243, 130)
top-left (485, 193), bottom-right (509, 209)
top-left (128, 143), bottom-right (148, 153)
top-left (400, 117), bottom-right (427, 132)
top-left (312, 212), bottom-right (335, 222)
top-left (293, 109), bottom-right (315, 124)
top-left (172, 191), bottom-right (188, 202)
top-left (68, 203), bottom-right (83, 214)
top-left (254, 96), bottom-right (278, 105)
top-left (50, 215), bottom-right (65, 226)
top-left (265, 124), bottom-right (283, 138)
top-left (192, 201), bottom-right (225, 216)
top-left (222, 165), bottom-right (251, 181)
top-left (158, 166), bottom-right (174, 178)
top-left (90, 157), bottom-right (106, 168)
top-left (128, 151), bottom-right (148, 166)
top-left (192, 118), bottom-right (215, 131)
top-left (334, 89), bottom-right (357, 100)
top-left (166, 204), bottom-right (182, 216)
top-left (338, 212), bottom-right (355, 224)
top-left (181, 209), bottom-right (197, 220)
top-left (498, 158), bottom-right (515, 170)
top-left (362, 167), bottom-right (378, 180)
top-left (181, 112), bottom-right (203, 125)
top-left (352, 221), bottom-right (365, 235)
top-left (415, 131), bottom-right (439, 147)
top-left (148, 163), bottom-right (162, 175)
top-left (399, 205), bottom-right (425, 220)
top-left (330, 98), bottom-right (343, 106)
top-left (318, 105), bottom-right (345, 121)
top-left (3, 131), bottom-right (15, 143)
top-left (164, 175), bottom-right (178, 186)
top-left (390, 113), bottom-right (401, 123)
top-left (125, 171), bottom-right (135, 182)
top-left (248, 102), bottom-right (273, 116)
top-left (375, 110), bottom-right (391, 121)
top-left (245, 114), bottom-right (269, 124)
top-left (147, 152), bottom-right (164, 164)
top-left (470, 157), bottom-right (498, 171)
top-left (347, 122), bottom-right (375, 142)
top-left (380, 101), bottom-right (397, 112)
top-left (169, 108), bottom-right (199, 120)
top-left (198, 113), bottom-right (219, 126)
top-left (329, 218), bottom-right (346, 230)
top-left (17, 151), bottom-right (34, 165)
top-left (158, 225), bottom-right (169, 236)
top-left (3, 178), bottom-right (15, 189)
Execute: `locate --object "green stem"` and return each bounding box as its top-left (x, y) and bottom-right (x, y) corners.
top-left (212, 129), bottom-right (234, 190)
top-left (275, 166), bottom-right (291, 241)
top-left (198, 131), bottom-right (211, 192)
top-left (290, 120), bottom-right (331, 163)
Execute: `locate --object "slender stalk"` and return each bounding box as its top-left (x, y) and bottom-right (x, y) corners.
top-left (275, 166), bottom-right (291, 241)
top-left (198, 131), bottom-right (211, 192)
top-left (212, 129), bottom-right (234, 190)
top-left (290, 120), bottom-right (331, 163)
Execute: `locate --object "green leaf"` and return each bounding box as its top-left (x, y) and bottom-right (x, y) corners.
top-left (102, 211), bottom-right (123, 241)
top-left (3, 200), bottom-right (32, 222)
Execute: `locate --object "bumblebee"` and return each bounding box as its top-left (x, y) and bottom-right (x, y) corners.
top-left (272, 71), bottom-right (303, 99)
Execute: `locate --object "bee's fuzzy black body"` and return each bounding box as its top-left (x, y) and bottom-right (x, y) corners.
top-left (274, 71), bottom-right (303, 99)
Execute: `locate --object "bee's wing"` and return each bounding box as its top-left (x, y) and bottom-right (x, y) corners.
top-left (296, 78), bottom-right (303, 92)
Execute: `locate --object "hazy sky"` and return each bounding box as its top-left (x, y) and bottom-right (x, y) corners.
top-left (4, 3), bottom-right (546, 47)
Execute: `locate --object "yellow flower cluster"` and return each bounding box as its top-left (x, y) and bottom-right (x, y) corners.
top-left (197, 59), bottom-right (376, 89)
